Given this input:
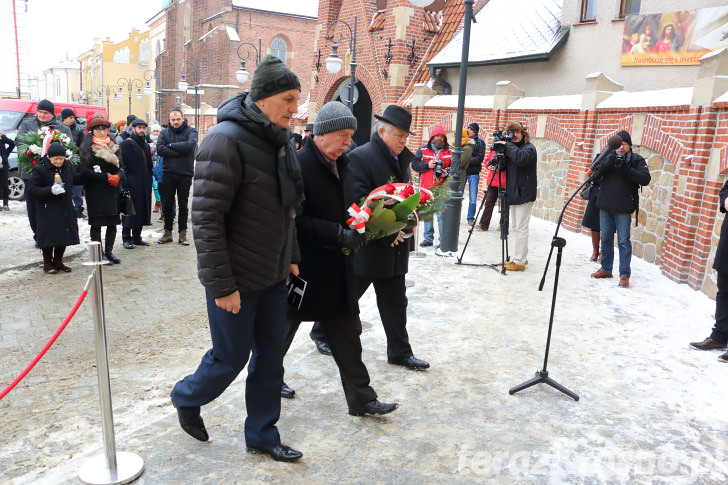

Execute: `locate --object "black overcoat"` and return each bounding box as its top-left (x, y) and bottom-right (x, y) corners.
top-left (80, 138), bottom-right (122, 218)
top-left (714, 180), bottom-right (728, 274)
top-left (292, 138), bottom-right (358, 320)
top-left (344, 131), bottom-right (415, 279)
top-left (27, 158), bottom-right (80, 248)
top-left (120, 137), bottom-right (153, 228)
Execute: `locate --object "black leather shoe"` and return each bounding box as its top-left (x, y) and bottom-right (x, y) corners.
top-left (690, 337), bottom-right (727, 351)
top-left (281, 382), bottom-right (295, 399)
top-left (247, 443), bottom-right (302, 462)
top-left (122, 241), bottom-right (134, 249)
top-left (388, 355), bottom-right (430, 370)
top-left (132, 237), bottom-right (150, 246)
top-left (171, 396), bottom-right (209, 442)
top-left (349, 399), bottom-right (398, 417)
top-left (313, 339), bottom-right (332, 356)
top-left (104, 251), bottom-right (121, 264)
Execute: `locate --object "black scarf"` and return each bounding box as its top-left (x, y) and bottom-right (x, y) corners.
top-left (242, 95), bottom-right (304, 214)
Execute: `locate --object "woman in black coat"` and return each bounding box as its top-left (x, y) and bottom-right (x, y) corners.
top-left (27, 142), bottom-right (80, 273)
top-left (79, 114), bottom-right (123, 264)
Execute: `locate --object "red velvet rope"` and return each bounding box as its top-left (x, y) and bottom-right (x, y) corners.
top-left (0, 279), bottom-right (91, 401)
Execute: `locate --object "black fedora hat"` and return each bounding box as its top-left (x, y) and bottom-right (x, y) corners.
top-left (374, 105), bottom-right (414, 135)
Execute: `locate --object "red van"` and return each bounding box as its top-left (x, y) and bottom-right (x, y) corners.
top-left (0, 99), bottom-right (108, 200)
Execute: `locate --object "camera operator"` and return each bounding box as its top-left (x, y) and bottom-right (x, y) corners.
top-left (492, 121), bottom-right (537, 271)
top-left (590, 130), bottom-right (651, 288)
top-left (412, 125), bottom-right (452, 247)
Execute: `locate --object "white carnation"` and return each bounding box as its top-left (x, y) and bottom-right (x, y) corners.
top-left (29, 145), bottom-right (42, 155)
top-left (66, 149), bottom-right (72, 157)
top-left (60, 135), bottom-right (70, 144)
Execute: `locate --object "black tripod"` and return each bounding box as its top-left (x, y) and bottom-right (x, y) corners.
top-left (508, 180), bottom-right (590, 401)
top-left (457, 163), bottom-right (509, 274)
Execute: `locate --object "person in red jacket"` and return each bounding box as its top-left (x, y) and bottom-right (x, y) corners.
top-left (477, 151), bottom-right (506, 231)
top-left (411, 125), bottom-right (452, 247)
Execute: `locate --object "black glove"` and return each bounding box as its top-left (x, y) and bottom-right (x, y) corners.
top-left (337, 226), bottom-right (366, 253)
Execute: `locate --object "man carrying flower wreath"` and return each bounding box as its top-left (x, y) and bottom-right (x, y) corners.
top-left (282, 101), bottom-right (398, 417)
top-left (344, 105), bottom-right (430, 372)
top-left (17, 99), bottom-right (72, 243)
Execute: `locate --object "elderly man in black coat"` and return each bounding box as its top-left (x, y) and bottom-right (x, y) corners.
top-left (282, 101), bottom-right (398, 416)
top-left (120, 118), bottom-right (153, 248)
top-left (344, 105), bottom-right (430, 371)
top-left (690, 180), bottom-right (728, 363)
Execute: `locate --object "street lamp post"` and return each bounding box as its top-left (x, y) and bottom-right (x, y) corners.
top-left (324, 16), bottom-right (358, 113)
top-left (97, 85), bottom-right (115, 117)
top-left (142, 70), bottom-right (156, 120)
top-left (412, 0), bottom-right (474, 253)
top-left (235, 40), bottom-right (262, 84)
top-left (116, 77), bottom-right (144, 117)
top-left (178, 59), bottom-right (200, 129)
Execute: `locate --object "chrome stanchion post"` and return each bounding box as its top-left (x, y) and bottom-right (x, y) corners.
top-left (79, 242), bottom-right (144, 485)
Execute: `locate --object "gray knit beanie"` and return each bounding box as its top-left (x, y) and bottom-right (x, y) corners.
top-left (250, 55), bottom-right (301, 101)
top-left (314, 101), bottom-right (357, 135)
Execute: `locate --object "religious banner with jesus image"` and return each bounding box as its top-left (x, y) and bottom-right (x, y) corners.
top-left (621, 7), bottom-right (728, 66)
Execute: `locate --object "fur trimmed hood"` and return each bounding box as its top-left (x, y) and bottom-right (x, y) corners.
top-left (90, 139), bottom-right (120, 167)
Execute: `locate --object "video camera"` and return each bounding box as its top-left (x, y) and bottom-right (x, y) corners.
top-left (488, 126), bottom-right (513, 172)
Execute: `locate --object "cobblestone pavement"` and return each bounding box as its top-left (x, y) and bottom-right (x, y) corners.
top-left (1, 201), bottom-right (727, 484)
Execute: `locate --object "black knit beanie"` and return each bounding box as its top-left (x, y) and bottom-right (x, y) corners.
top-left (127, 114), bottom-right (138, 126)
top-left (616, 130), bottom-right (632, 146)
top-left (61, 108), bottom-right (75, 121)
top-left (46, 142), bottom-right (66, 159)
top-left (250, 55), bottom-right (301, 101)
top-left (468, 122), bottom-right (479, 134)
top-left (37, 99), bottom-right (55, 114)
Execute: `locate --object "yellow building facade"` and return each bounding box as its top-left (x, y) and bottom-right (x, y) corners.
top-left (79, 29), bottom-right (154, 125)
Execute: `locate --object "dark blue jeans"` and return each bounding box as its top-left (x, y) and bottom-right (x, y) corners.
top-left (599, 210), bottom-right (632, 278)
top-left (171, 282), bottom-right (287, 447)
top-left (462, 174), bottom-right (479, 221)
top-left (72, 185), bottom-right (84, 212)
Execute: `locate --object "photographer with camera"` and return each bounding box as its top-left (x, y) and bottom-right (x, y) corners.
top-left (590, 130), bottom-right (651, 288)
top-left (412, 125), bottom-right (452, 247)
top-left (492, 121), bottom-right (537, 271)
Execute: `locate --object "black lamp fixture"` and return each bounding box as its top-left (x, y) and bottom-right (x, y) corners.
top-left (325, 16), bottom-right (358, 112)
top-left (235, 39), bottom-right (262, 84)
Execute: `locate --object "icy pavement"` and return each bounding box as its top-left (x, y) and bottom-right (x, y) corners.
top-left (1, 201), bottom-right (727, 484)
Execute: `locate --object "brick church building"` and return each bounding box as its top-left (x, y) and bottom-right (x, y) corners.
top-left (155, 0), bottom-right (316, 134)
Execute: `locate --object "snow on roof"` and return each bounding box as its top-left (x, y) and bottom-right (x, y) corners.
top-left (232, 0), bottom-right (317, 18)
top-left (429, 0), bottom-right (567, 67)
top-left (508, 94), bottom-right (582, 111)
top-left (424, 95), bottom-right (495, 109)
top-left (597, 87), bottom-right (694, 109)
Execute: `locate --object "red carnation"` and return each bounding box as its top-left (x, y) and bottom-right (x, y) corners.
top-left (384, 182), bottom-right (396, 194)
top-left (400, 185), bottom-right (414, 198)
top-left (419, 192), bottom-right (429, 204)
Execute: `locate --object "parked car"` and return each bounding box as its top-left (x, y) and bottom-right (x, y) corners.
top-left (0, 99), bottom-right (108, 200)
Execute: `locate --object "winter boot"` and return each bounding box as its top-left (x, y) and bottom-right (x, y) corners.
top-left (52, 246), bottom-right (72, 272)
top-left (590, 231), bottom-right (601, 262)
top-left (157, 229), bottom-right (173, 244)
top-left (178, 229), bottom-right (190, 246)
top-left (42, 248), bottom-right (57, 274)
top-left (105, 230), bottom-right (121, 264)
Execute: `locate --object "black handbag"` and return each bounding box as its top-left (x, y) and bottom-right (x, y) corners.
top-left (579, 182), bottom-right (593, 200)
top-left (117, 169), bottom-right (136, 216)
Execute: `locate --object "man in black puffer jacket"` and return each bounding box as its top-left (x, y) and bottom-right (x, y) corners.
top-left (170, 55), bottom-right (304, 463)
top-left (156, 107), bottom-right (197, 245)
top-left (591, 130), bottom-right (651, 288)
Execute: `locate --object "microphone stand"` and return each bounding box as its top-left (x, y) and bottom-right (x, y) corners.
top-left (508, 178), bottom-right (593, 401)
